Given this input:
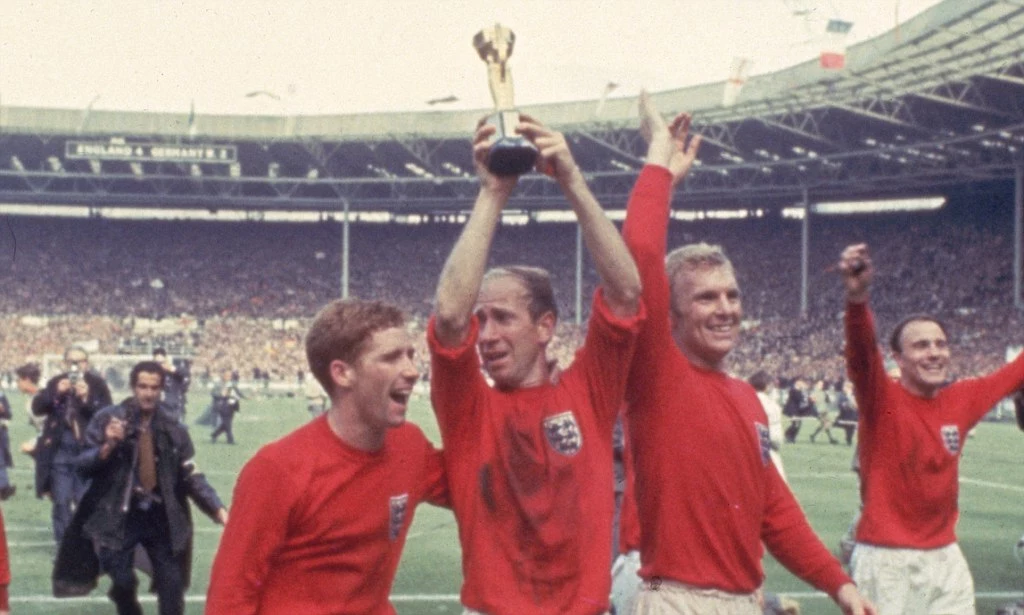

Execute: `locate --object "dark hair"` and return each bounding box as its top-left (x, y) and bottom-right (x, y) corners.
top-left (889, 314), bottom-right (949, 353)
top-left (748, 370), bottom-right (773, 392)
top-left (15, 363), bottom-right (40, 385)
top-left (306, 299), bottom-right (407, 396)
top-left (130, 361), bottom-right (166, 388)
top-left (483, 265), bottom-right (558, 322)
top-left (153, 347), bottom-right (167, 358)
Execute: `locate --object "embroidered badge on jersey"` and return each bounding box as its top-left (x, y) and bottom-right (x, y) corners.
top-left (940, 425), bottom-right (960, 455)
top-left (388, 493), bottom-right (409, 541)
top-left (542, 411), bottom-right (582, 456)
top-left (755, 422), bottom-right (771, 465)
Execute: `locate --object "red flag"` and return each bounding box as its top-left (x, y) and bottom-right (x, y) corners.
top-left (820, 19), bottom-right (853, 70)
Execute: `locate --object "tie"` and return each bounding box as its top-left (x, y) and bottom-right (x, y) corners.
top-left (138, 423), bottom-right (158, 492)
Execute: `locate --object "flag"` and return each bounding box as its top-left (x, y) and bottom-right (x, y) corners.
top-left (820, 19), bottom-right (853, 70)
top-left (722, 57), bottom-right (752, 107)
top-left (595, 82), bottom-right (619, 117)
top-left (187, 100), bottom-right (197, 138)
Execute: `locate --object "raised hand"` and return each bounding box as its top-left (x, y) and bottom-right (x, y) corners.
top-left (515, 116), bottom-right (578, 183)
top-left (105, 416), bottom-right (126, 444)
top-left (639, 90), bottom-right (701, 186)
top-left (838, 243), bottom-right (874, 304)
top-left (472, 119), bottom-right (519, 196)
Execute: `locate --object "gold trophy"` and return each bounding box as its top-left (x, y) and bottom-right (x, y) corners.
top-left (473, 24), bottom-right (537, 176)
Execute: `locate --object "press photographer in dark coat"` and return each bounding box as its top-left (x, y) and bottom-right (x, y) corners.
top-left (53, 360), bottom-right (227, 615)
top-left (32, 346), bottom-right (112, 546)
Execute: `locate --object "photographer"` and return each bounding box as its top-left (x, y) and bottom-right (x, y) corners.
top-left (53, 360), bottom-right (226, 615)
top-left (32, 346), bottom-right (112, 546)
top-left (210, 370), bottom-right (244, 444)
top-left (153, 348), bottom-right (190, 423)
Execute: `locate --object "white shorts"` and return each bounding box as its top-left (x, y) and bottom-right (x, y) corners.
top-left (631, 578), bottom-right (759, 614)
top-left (611, 550), bottom-right (642, 615)
top-left (464, 606), bottom-right (609, 614)
top-left (851, 542), bottom-right (976, 615)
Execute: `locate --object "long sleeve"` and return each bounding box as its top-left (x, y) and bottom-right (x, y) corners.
top-left (622, 165), bottom-right (677, 412)
top-left (74, 407), bottom-right (123, 476)
top-left (178, 433), bottom-right (225, 520)
top-left (844, 302), bottom-right (886, 424)
top-left (955, 346), bottom-right (1024, 426)
top-left (566, 289), bottom-right (645, 429)
top-left (427, 315), bottom-right (486, 448)
top-left (206, 452), bottom-right (297, 615)
top-left (761, 466), bottom-right (851, 597)
top-left (622, 164), bottom-right (673, 328)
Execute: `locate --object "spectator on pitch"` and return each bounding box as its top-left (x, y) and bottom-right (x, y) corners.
top-left (302, 371), bottom-right (328, 419)
top-left (836, 380), bottom-right (859, 446)
top-left (838, 242), bottom-right (1024, 614)
top-left (429, 113), bottom-right (643, 614)
top-left (809, 379), bottom-right (839, 444)
top-left (16, 363), bottom-right (43, 434)
top-left (209, 371), bottom-right (244, 445)
top-left (206, 299), bottom-right (448, 614)
top-left (32, 346), bottom-right (112, 546)
top-left (782, 377), bottom-right (813, 444)
top-left (153, 348), bottom-right (189, 423)
top-left (750, 370), bottom-right (787, 482)
top-left (52, 360), bottom-right (227, 615)
top-left (621, 92), bottom-right (873, 613)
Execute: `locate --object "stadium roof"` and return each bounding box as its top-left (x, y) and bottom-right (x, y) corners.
top-left (0, 0), bottom-right (1022, 213)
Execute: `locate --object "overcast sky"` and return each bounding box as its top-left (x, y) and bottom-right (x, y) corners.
top-left (0, 0), bottom-right (942, 117)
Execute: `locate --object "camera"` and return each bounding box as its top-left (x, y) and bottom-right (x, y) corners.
top-left (68, 364), bottom-right (82, 386)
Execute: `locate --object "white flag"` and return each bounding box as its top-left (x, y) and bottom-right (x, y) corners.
top-left (723, 57), bottom-right (752, 107)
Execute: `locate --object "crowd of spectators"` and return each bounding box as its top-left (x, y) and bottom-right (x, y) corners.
top-left (0, 194), bottom-right (1021, 387)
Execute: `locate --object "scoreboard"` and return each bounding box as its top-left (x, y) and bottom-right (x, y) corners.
top-left (65, 140), bottom-right (237, 164)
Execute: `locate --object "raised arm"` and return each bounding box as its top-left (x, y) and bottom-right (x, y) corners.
top-left (621, 93), bottom-right (702, 342)
top-left (838, 244), bottom-right (888, 417)
top-left (638, 91), bottom-right (702, 188)
top-left (433, 121), bottom-right (518, 347)
top-left (518, 118), bottom-right (641, 317)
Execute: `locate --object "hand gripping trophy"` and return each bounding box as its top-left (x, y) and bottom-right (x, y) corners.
top-left (473, 24), bottom-right (538, 176)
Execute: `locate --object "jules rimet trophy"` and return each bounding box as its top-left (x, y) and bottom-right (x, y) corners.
top-left (473, 24), bottom-right (537, 176)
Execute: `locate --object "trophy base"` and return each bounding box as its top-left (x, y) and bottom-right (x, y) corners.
top-left (485, 110), bottom-right (537, 176)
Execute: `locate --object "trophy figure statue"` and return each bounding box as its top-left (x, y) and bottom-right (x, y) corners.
top-left (473, 24), bottom-right (537, 176)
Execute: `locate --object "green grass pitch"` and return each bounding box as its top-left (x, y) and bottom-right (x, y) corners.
top-left (3, 391), bottom-right (1022, 614)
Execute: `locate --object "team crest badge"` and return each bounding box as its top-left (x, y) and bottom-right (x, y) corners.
top-left (388, 494), bottom-right (409, 541)
top-left (755, 422), bottom-right (771, 466)
top-left (543, 411), bottom-right (583, 456)
top-left (940, 425), bottom-right (960, 455)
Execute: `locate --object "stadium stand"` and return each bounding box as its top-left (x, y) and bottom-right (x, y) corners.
top-left (1, 184), bottom-right (1020, 384)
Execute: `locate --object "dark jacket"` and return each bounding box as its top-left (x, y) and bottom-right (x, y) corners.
top-left (836, 391), bottom-right (858, 423)
top-left (161, 363), bottom-right (190, 415)
top-left (211, 381), bottom-right (243, 416)
top-left (783, 387), bottom-right (814, 418)
top-left (52, 399), bottom-right (224, 598)
top-left (0, 391), bottom-right (11, 468)
top-left (1014, 388), bottom-right (1024, 432)
top-left (32, 371), bottom-right (112, 497)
